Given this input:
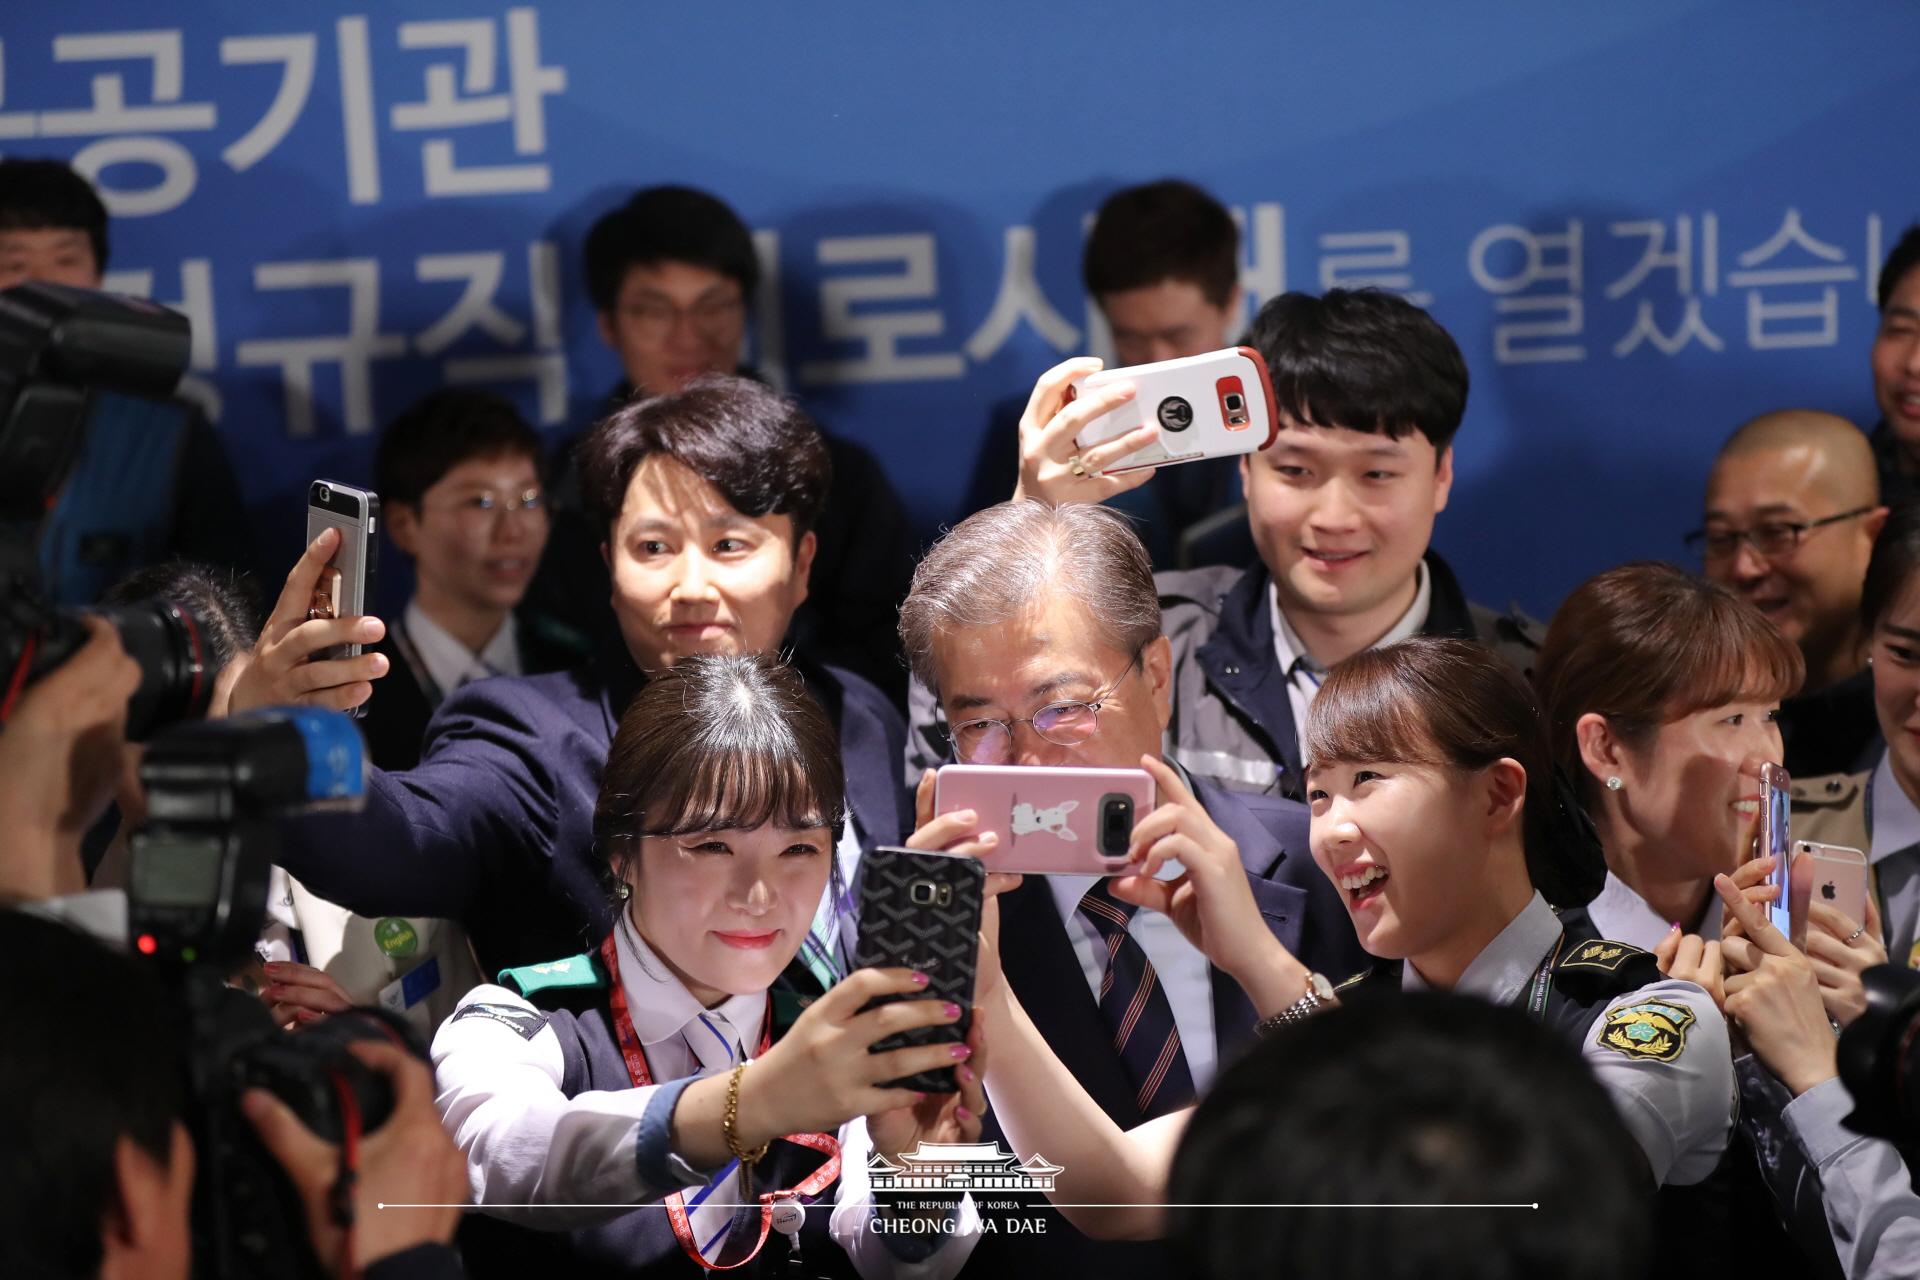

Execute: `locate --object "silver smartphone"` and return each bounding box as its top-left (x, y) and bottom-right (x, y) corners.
top-left (1758, 763), bottom-right (1792, 935)
top-left (304, 480), bottom-right (379, 678)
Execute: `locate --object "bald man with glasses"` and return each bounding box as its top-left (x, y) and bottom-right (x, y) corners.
top-left (1694, 409), bottom-right (1889, 777)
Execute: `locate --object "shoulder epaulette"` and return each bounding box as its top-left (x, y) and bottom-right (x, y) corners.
top-left (497, 952), bottom-right (608, 998)
top-left (1556, 937), bottom-right (1648, 975)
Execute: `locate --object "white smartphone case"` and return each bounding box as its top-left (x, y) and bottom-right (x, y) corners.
top-left (1070, 345), bottom-right (1279, 473)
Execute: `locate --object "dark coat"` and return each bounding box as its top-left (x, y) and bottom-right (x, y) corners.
top-left (277, 650), bottom-right (913, 980)
top-left (359, 608), bottom-right (590, 772)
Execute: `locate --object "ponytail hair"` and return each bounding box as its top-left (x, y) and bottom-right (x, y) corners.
top-left (1303, 637), bottom-right (1604, 907)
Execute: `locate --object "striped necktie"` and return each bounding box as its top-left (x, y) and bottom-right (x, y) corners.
top-left (1077, 879), bottom-right (1197, 1121)
top-left (678, 1010), bottom-right (763, 1265)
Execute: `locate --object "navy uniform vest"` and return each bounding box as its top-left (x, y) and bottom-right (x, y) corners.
top-left (453, 959), bottom-right (858, 1280)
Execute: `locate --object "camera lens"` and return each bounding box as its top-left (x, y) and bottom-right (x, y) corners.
top-left (1098, 794), bottom-right (1133, 857)
top-left (1224, 393), bottom-right (1245, 412)
top-left (99, 599), bottom-right (213, 739)
top-left (317, 484), bottom-right (331, 503)
top-left (1156, 396), bottom-right (1194, 432)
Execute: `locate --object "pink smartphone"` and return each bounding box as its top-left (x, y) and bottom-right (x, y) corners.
top-left (932, 764), bottom-right (1155, 876)
top-left (1068, 346), bottom-right (1279, 474)
top-left (1788, 840), bottom-right (1870, 949)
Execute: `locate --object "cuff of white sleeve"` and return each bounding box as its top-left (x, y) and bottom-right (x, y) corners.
top-left (635, 1075), bottom-right (718, 1191)
top-left (1782, 1076), bottom-right (1864, 1168)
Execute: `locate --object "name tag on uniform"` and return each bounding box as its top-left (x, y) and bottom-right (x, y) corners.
top-left (379, 955), bottom-right (442, 1016)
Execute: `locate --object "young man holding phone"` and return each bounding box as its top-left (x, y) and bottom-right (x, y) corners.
top-left (991, 287), bottom-right (1540, 802)
top-left (227, 376), bottom-right (911, 989)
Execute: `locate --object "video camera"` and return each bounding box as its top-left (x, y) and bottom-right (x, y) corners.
top-left (1839, 964), bottom-right (1920, 1144)
top-left (0, 281), bottom-right (213, 738)
top-left (129, 707), bottom-right (416, 1280)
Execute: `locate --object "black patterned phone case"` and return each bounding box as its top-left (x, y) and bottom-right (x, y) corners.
top-left (852, 847), bottom-right (986, 1093)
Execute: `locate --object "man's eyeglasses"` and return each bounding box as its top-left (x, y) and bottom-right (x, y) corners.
top-left (435, 487), bottom-right (548, 526)
top-left (946, 650), bottom-right (1143, 765)
top-left (1684, 506), bottom-right (1874, 562)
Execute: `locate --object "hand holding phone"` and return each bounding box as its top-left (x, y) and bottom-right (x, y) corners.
top-left (853, 848), bottom-right (986, 1092)
top-left (1071, 346), bottom-right (1278, 474)
top-left (933, 764), bottom-right (1154, 876)
top-left (226, 501), bottom-right (389, 717)
top-left (1013, 356), bottom-right (1161, 507)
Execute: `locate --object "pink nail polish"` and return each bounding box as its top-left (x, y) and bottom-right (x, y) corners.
top-left (943, 1002), bottom-right (961, 1018)
top-left (950, 1044), bottom-right (972, 1060)
top-left (959, 1067), bottom-right (976, 1084)
top-left (956, 1107), bottom-right (974, 1122)
top-left (912, 972), bottom-right (930, 986)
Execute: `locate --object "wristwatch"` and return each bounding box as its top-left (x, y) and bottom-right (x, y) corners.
top-left (1254, 972), bottom-right (1336, 1038)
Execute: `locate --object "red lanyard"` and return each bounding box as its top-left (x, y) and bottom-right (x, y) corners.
top-left (599, 933), bottom-right (841, 1271)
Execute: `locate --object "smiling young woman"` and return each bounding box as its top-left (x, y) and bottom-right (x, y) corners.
top-left (964, 639), bottom-right (1733, 1251)
top-left (429, 654), bottom-right (986, 1279)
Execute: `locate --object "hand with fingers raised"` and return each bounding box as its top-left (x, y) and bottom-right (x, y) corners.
top-left (1802, 892), bottom-right (1886, 1029)
top-left (228, 527), bottom-right (390, 715)
top-left (1713, 871), bottom-right (1839, 1097)
top-left (1107, 755), bottom-right (1315, 1020)
top-left (1013, 357), bottom-right (1162, 506)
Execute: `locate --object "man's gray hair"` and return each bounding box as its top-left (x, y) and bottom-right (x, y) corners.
top-left (899, 499), bottom-right (1161, 694)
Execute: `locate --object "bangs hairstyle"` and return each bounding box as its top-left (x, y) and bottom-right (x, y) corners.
top-left (1305, 637), bottom-right (1601, 907)
top-left (593, 653), bottom-right (844, 892)
top-left (1861, 499), bottom-right (1920, 633)
top-left (1248, 288), bottom-right (1468, 453)
top-left (577, 373), bottom-right (830, 543)
top-left (1536, 561), bottom-right (1803, 795)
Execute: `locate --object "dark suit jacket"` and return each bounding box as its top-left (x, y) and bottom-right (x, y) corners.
top-left (962, 777), bottom-right (1365, 1278)
top-left (360, 608), bottom-right (591, 772)
top-left (277, 650), bottom-right (913, 980)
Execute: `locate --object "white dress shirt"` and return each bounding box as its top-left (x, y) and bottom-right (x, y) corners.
top-left (1270, 561), bottom-right (1431, 740)
top-left (403, 598), bottom-right (523, 697)
top-left (1868, 751), bottom-right (1920, 970)
top-left (1586, 870), bottom-right (1723, 953)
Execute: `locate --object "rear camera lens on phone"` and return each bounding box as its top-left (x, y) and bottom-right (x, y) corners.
top-left (1099, 794), bottom-right (1134, 857)
top-left (1224, 393), bottom-right (1245, 412)
top-left (1156, 396), bottom-right (1194, 432)
top-left (317, 484), bottom-right (331, 503)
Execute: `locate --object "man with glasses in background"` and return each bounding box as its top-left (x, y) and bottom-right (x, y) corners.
top-left (1694, 409), bottom-right (1888, 777)
top-left (896, 498), bottom-right (1365, 1280)
top-left (364, 388), bottom-right (583, 771)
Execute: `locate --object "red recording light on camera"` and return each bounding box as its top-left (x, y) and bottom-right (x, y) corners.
top-left (136, 934), bottom-right (158, 955)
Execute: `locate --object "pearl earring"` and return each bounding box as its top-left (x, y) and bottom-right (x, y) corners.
top-left (1606, 776), bottom-right (1623, 792)
top-left (616, 882), bottom-right (631, 900)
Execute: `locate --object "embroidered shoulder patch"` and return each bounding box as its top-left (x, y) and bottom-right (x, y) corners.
top-left (452, 1002), bottom-right (551, 1041)
top-left (1560, 939), bottom-right (1647, 974)
top-left (1595, 1000), bottom-right (1695, 1063)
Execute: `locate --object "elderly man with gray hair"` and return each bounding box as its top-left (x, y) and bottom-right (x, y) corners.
top-left (898, 498), bottom-right (1365, 1280)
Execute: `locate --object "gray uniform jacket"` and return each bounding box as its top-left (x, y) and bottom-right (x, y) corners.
top-left (1156, 552), bottom-right (1542, 801)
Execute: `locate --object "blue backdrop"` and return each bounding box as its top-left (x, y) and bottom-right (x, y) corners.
top-left (4, 1), bottom-right (1917, 616)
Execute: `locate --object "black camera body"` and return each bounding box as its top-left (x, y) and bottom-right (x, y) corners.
top-left (0, 281), bottom-right (212, 739)
top-left (130, 710), bottom-right (416, 1280)
top-left (1838, 964), bottom-right (1920, 1143)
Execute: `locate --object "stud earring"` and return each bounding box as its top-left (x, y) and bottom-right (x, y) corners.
top-left (616, 882), bottom-right (631, 900)
top-left (1606, 776), bottom-right (1623, 792)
